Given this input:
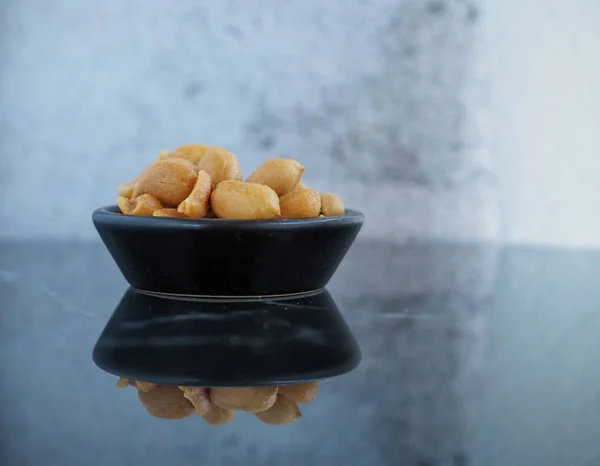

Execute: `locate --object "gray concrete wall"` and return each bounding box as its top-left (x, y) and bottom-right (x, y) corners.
top-left (0, 0), bottom-right (495, 241)
top-left (485, 0), bottom-right (600, 248)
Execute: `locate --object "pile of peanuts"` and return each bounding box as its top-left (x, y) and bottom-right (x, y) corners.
top-left (116, 144), bottom-right (345, 220)
top-left (117, 378), bottom-right (318, 426)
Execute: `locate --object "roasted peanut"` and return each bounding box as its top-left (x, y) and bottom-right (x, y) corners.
top-left (117, 194), bottom-right (163, 216)
top-left (246, 158), bottom-right (304, 196)
top-left (173, 144), bottom-right (210, 166)
top-left (211, 386), bottom-right (278, 413)
top-left (320, 192), bottom-right (345, 217)
top-left (177, 170), bottom-right (213, 218)
top-left (278, 381), bottom-right (318, 403)
top-left (158, 149), bottom-right (172, 160)
top-left (210, 181), bottom-right (280, 219)
top-left (116, 142), bottom-right (350, 225)
top-left (178, 386), bottom-right (210, 416)
top-left (197, 147), bottom-right (242, 185)
top-left (279, 189), bottom-right (321, 219)
top-left (255, 395), bottom-right (301, 425)
top-left (293, 181), bottom-right (308, 192)
top-left (137, 385), bottom-right (195, 419)
top-left (153, 208), bottom-right (187, 218)
top-left (133, 158), bottom-right (198, 206)
top-left (202, 403), bottom-right (235, 426)
top-left (117, 182), bottom-right (135, 198)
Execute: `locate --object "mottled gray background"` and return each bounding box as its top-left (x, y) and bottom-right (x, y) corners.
top-left (0, 0), bottom-right (598, 246)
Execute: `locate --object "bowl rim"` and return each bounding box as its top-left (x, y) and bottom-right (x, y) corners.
top-left (93, 205), bottom-right (364, 230)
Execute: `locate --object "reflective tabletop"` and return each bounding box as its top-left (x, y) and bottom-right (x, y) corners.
top-left (1, 241), bottom-right (599, 466)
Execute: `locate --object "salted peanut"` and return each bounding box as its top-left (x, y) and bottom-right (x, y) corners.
top-left (202, 403), bottom-right (235, 426)
top-left (246, 158), bottom-right (304, 196)
top-left (173, 144), bottom-right (210, 166)
top-left (278, 381), bottom-right (318, 403)
top-left (117, 173), bottom-right (141, 198)
top-left (255, 395), bottom-right (301, 425)
top-left (117, 182), bottom-right (135, 198)
top-left (320, 192), bottom-right (344, 217)
top-left (211, 386), bottom-right (278, 413)
top-left (292, 181), bottom-right (308, 192)
top-left (178, 386), bottom-right (210, 416)
top-left (197, 147), bottom-right (242, 185)
top-left (133, 158), bottom-right (198, 206)
top-left (117, 194), bottom-right (163, 216)
top-left (138, 385), bottom-right (195, 419)
top-left (279, 189), bottom-right (321, 219)
top-left (177, 170), bottom-right (213, 218)
top-left (153, 208), bottom-right (187, 218)
top-left (158, 149), bottom-right (172, 160)
top-left (211, 181), bottom-right (280, 220)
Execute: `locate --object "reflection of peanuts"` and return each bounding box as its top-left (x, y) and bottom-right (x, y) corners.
top-left (211, 386), bottom-right (278, 413)
top-left (179, 386), bottom-right (210, 416)
top-left (211, 181), bottom-right (280, 220)
top-left (278, 381), bottom-right (318, 403)
top-left (116, 377), bottom-right (157, 392)
top-left (255, 395), bottom-right (301, 425)
top-left (320, 193), bottom-right (344, 217)
top-left (133, 158), bottom-right (198, 206)
top-left (202, 403), bottom-right (235, 426)
top-left (116, 377), bottom-right (132, 388)
top-left (153, 208), bottom-right (187, 218)
top-left (177, 170), bottom-right (213, 218)
top-left (116, 379), bottom-right (319, 426)
top-left (117, 194), bottom-right (163, 216)
top-left (197, 147), bottom-right (242, 185)
top-left (136, 381), bottom-right (158, 393)
top-left (173, 144), bottom-right (210, 166)
top-left (246, 158), bottom-right (304, 196)
top-left (279, 189), bottom-right (321, 219)
top-left (138, 385), bottom-right (195, 419)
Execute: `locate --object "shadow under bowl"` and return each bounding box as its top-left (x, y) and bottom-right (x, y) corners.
top-left (93, 205), bottom-right (363, 296)
top-left (93, 288), bottom-right (361, 386)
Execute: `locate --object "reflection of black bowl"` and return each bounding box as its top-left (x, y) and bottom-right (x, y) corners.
top-left (92, 206), bottom-right (363, 296)
top-left (93, 288), bottom-right (361, 386)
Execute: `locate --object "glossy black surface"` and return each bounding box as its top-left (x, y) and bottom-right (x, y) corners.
top-left (93, 288), bottom-right (360, 386)
top-left (2, 241), bottom-right (600, 466)
top-left (92, 205), bottom-right (363, 296)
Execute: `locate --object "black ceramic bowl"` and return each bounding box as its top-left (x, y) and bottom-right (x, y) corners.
top-left (93, 288), bottom-right (361, 386)
top-left (93, 205), bottom-right (363, 296)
